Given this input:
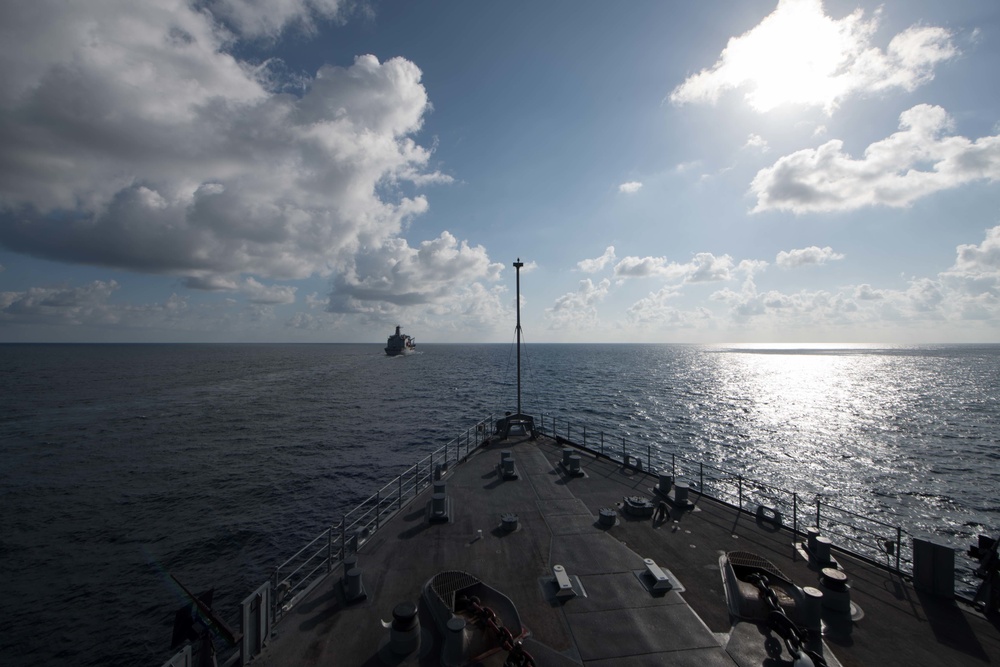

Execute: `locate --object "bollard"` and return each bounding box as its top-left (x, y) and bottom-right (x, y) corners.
top-left (802, 586), bottom-right (823, 633)
top-left (344, 567), bottom-right (364, 601)
top-left (815, 536), bottom-right (832, 565)
top-left (674, 481), bottom-right (689, 505)
top-left (444, 616), bottom-right (467, 665)
top-left (657, 473), bottom-right (672, 495)
top-left (389, 602), bottom-right (420, 655)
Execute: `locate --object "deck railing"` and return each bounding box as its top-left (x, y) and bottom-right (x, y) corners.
top-left (268, 416), bottom-right (495, 627)
top-left (201, 410), bottom-right (947, 667)
top-left (541, 414), bottom-right (912, 575)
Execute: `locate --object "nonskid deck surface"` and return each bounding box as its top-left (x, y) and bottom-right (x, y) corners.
top-left (254, 434), bottom-right (1000, 666)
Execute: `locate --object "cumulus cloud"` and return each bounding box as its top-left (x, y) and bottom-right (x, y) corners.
top-left (670, 0), bottom-right (956, 113)
top-left (614, 253), bottom-right (737, 283)
top-left (577, 246), bottom-right (617, 273)
top-left (0, 1), bottom-right (449, 291)
top-left (708, 229), bottom-right (1000, 330)
top-left (751, 105), bottom-right (1000, 213)
top-left (625, 285), bottom-right (711, 328)
top-left (940, 225), bottom-right (1000, 296)
top-left (546, 278), bottom-right (611, 329)
top-left (618, 181), bottom-right (643, 194)
top-left (240, 277), bottom-right (297, 304)
top-left (326, 231), bottom-right (504, 315)
top-left (776, 245), bottom-right (845, 268)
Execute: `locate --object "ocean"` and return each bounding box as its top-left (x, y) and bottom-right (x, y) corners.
top-left (1, 342), bottom-right (998, 666)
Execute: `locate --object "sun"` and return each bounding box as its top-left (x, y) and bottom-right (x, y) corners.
top-left (671, 0), bottom-right (875, 114)
top-left (728, 0), bottom-right (859, 112)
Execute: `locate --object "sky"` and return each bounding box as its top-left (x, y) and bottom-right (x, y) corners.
top-left (1, 0), bottom-right (999, 344)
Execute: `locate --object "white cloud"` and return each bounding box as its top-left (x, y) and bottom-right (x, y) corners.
top-left (707, 231), bottom-right (1000, 332)
top-left (618, 181), bottom-right (643, 194)
top-left (577, 246), bottom-right (617, 273)
top-left (776, 245), bottom-right (845, 268)
top-left (614, 252), bottom-right (736, 283)
top-left (751, 105), bottom-right (1000, 213)
top-left (744, 134), bottom-right (770, 152)
top-left (240, 277), bottom-right (297, 304)
top-left (670, 0), bottom-right (956, 113)
top-left (940, 225), bottom-right (1000, 296)
top-left (854, 284), bottom-right (884, 300)
top-left (625, 285), bottom-right (711, 328)
top-left (0, 2), bottom-right (446, 290)
top-left (326, 231), bottom-right (504, 316)
top-left (546, 278), bottom-right (611, 329)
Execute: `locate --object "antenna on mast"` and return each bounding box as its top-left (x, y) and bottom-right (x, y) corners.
top-left (495, 258), bottom-right (534, 440)
top-left (514, 258), bottom-right (523, 416)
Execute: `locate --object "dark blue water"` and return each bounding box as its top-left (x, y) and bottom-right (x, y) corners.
top-left (2, 343), bottom-right (998, 666)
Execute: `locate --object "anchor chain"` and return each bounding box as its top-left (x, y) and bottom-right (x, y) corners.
top-left (747, 573), bottom-right (828, 667)
top-left (464, 596), bottom-right (536, 667)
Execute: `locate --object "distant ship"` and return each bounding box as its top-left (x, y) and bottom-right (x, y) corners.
top-left (384, 325), bottom-right (416, 356)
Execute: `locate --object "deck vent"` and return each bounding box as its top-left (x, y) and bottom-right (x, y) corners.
top-left (428, 480), bottom-right (452, 523)
top-left (552, 565), bottom-right (577, 600)
top-left (598, 508), bottom-right (617, 527)
top-left (501, 513), bottom-right (519, 532)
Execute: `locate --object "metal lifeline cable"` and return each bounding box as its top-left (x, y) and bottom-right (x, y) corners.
top-left (517, 329), bottom-right (538, 415)
top-left (490, 328), bottom-right (519, 418)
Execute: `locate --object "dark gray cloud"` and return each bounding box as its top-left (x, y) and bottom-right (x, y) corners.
top-left (0, 1), bottom-right (448, 289)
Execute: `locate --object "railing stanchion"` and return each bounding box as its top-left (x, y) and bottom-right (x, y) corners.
top-left (376, 490), bottom-right (381, 531)
top-left (584, 426), bottom-right (587, 449)
top-left (341, 515), bottom-right (346, 559)
top-left (271, 568), bottom-right (278, 627)
top-left (738, 475), bottom-right (743, 512)
top-left (671, 453), bottom-right (675, 477)
top-left (398, 474), bottom-right (403, 510)
top-left (793, 493), bottom-right (798, 541)
top-left (816, 497), bottom-right (821, 531)
top-left (896, 526), bottom-right (902, 573)
top-left (699, 462), bottom-right (703, 494)
top-left (647, 444), bottom-right (651, 472)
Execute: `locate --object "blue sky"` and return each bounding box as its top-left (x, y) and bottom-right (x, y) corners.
top-left (1, 0), bottom-right (999, 343)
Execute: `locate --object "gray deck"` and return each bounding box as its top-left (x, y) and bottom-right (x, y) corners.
top-left (254, 434), bottom-right (1000, 666)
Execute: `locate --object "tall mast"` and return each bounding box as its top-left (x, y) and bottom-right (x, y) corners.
top-left (513, 258), bottom-right (523, 416)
